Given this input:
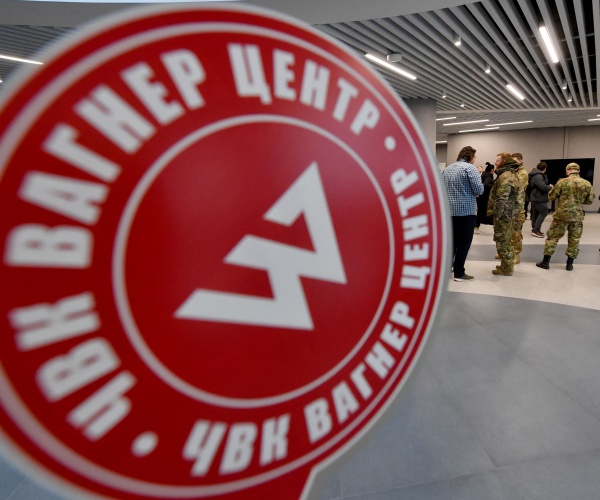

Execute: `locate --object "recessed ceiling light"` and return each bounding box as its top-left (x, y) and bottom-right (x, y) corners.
top-left (506, 84), bottom-right (525, 100)
top-left (443, 119), bottom-right (489, 126)
top-left (0, 54), bottom-right (43, 65)
top-left (365, 54), bottom-right (417, 80)
top-left (539, 26), bottom-right (559, 64)
top-left (459, 127), bottom-right (499, 133)
top-left (485, 121), bottom-right (533, 126)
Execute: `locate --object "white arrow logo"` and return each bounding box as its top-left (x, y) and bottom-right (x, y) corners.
top-left (175, 162), bottom-right (346, 329)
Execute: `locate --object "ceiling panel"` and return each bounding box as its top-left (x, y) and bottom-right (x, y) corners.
top-left (315, 0), bottom-right (600, 139)
top-left (0, 0), bottom-right (599, 140)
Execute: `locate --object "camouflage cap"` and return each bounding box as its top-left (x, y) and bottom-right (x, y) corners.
top-left (566, 162), bottom-right (580, 171)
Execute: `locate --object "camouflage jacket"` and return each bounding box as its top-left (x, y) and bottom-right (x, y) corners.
top-left (549, 173), bottom-right (596, 221)
top-left (487, 163), bottom-right (520, 221)
top-left (514, 163), bottom-right (528, 209)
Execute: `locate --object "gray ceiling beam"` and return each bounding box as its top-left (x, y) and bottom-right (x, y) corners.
top-left (515, 0), bottom-right (572, 107)
top-left (497, 0), bottom-right (563, 107)
top-left (572, 0), bottom-right (594, 106)
top-left (536, 0), bottom-right (580, 107)
top-left (463, 2), bottom-right (546, 108)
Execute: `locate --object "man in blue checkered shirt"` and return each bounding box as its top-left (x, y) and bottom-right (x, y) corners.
top-left (442, 146), bottom-right (484, 281)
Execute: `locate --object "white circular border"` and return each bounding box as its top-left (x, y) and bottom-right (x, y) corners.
top-left (0, 5), bottom-right (449, 498)
top-left (113, 114), bottom-right (394, 408)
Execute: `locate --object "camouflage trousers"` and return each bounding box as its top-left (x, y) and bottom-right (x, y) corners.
top-left (494, 218), bottom-right (514, 272)
top-left (511, 210), bottom-right (525, 256)
top-left (543, 219), bottom-right (584, 258)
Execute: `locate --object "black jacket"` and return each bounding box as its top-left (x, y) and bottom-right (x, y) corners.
top-left (528, 168), bottom-right (551, 203)
top-left (481, 171), bottom-right (494, 190)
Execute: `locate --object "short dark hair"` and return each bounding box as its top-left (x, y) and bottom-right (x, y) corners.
top-left (485, 163), bottom-right (494, 173)
top-left (456, 146), bottom-right (476, 162)
top-left (537, 162), bottom-right (547, 172)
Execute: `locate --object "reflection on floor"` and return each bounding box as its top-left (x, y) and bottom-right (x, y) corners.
top-left (307, 214), bottom-right (600, 500)
top-left (1, 216), bottom-right (599, 499)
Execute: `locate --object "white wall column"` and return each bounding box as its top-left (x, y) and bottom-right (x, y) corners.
top-left (403, 98), bottom-right (437, 160)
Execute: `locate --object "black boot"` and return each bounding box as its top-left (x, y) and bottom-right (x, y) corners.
top-left (566, 257), bottom-right (574, 271)
top-left (536, 255), bottom-right (551, 269)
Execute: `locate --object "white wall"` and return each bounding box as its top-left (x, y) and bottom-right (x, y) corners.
top-left (444, 126), bottom-right (600, 212)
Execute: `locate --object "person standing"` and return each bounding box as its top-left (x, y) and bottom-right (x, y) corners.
top-left (528, 162), bottom-right (552, 237)
top-left (536, 162), bottom-right (595, 271)
top-left (511, 152), bottom-right (528, 264)
top-left (488, 152), bottom-right (520, 276)
top-left (475, 163), bottom-right (495, 234)
top-left (442, 146), bottom-right (484, 282)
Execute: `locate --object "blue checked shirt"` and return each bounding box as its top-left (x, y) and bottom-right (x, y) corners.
top-left (442, 160), bottom-right (484, 216)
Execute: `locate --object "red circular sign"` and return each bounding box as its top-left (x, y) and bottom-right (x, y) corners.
top-left (0, 4), bottom-right (448, 499)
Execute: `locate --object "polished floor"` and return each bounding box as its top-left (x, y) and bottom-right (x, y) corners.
top-left (1, 215), bottom-right (599, 499)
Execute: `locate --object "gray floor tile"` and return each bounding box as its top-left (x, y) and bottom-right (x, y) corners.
top-left (306, 467), bottom-right (342, 500)
top-left (336, 365), bottom-right (493, 498)
top-left (425, 322), bottom-right (600, 467)
top-left (0, 455), bottom-right (26, 499)
top-left (8, 477), bottom-right (66, 500)
top-left (486, 316), bottom-right (600, 421)
top-left (551, 306), bottom-right (600, 346)
top-left (497, 449), bottom-right (600, 500)
top-left (434, 296), bottom-right (479, 329)
top-left (348, 470), bottom-right (508, 500)
top-left (445, 292), bottom-right (539, 325)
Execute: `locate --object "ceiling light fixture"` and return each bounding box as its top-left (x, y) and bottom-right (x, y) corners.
top-left (539, 26), bottom-right (559, 64)
top-left (485, 64), bottom-right (491, 74)
top-left (460, 102), bottom-right (465, 107)
top-left (561, 79), bottom-right (568, 90)
top-left (436, 141), bottom-right (448, 144)
top-left (364, 54), bottom-right (417, 80)
top-left (442, 91), bottom-right (447, 99)
top-left (386, 53), bottom-right (402, 63)
top-left (443, 119), bottom-right (489, 126)
top-left (436, 116), bottom-right (457, 121)
top-left (0, 54), bottom-right (43, 65)
top-left (454, 34), bottom-right (462, 47)
top-left (588, 118), bottom-right (600, 122)
top-left (506, 84), bottom-right (525, 100)
top-left (485, 120), bottom-right (533, 126)
top-left (459, 127), bottom-right (500, 133)
top-left (567, 93), bottom-right (573, 102)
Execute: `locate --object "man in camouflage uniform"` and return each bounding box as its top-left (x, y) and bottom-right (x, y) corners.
top-left (536, 162), bottom-right (595, 271)
top-left (488, 152), bottom-right (521, 276)
top-left (511, 152), bottom-right (528, 264)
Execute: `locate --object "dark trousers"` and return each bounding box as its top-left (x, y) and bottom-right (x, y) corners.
top-left (451, 215), bottom-right (476, 278)
top-left (531, 201), bottom-right (549, 232)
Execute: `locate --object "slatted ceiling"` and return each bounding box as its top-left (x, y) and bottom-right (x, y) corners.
top-left (1, 0), bottom-right (599, 140)
top-left (596, 1), bottom-right (600, 107)
top-left (315, 0), bottom-right (600, 139)
top-left (0, 25), bottom-right (74, 83)
top-left (573, 0), bottom-right (593, 107)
